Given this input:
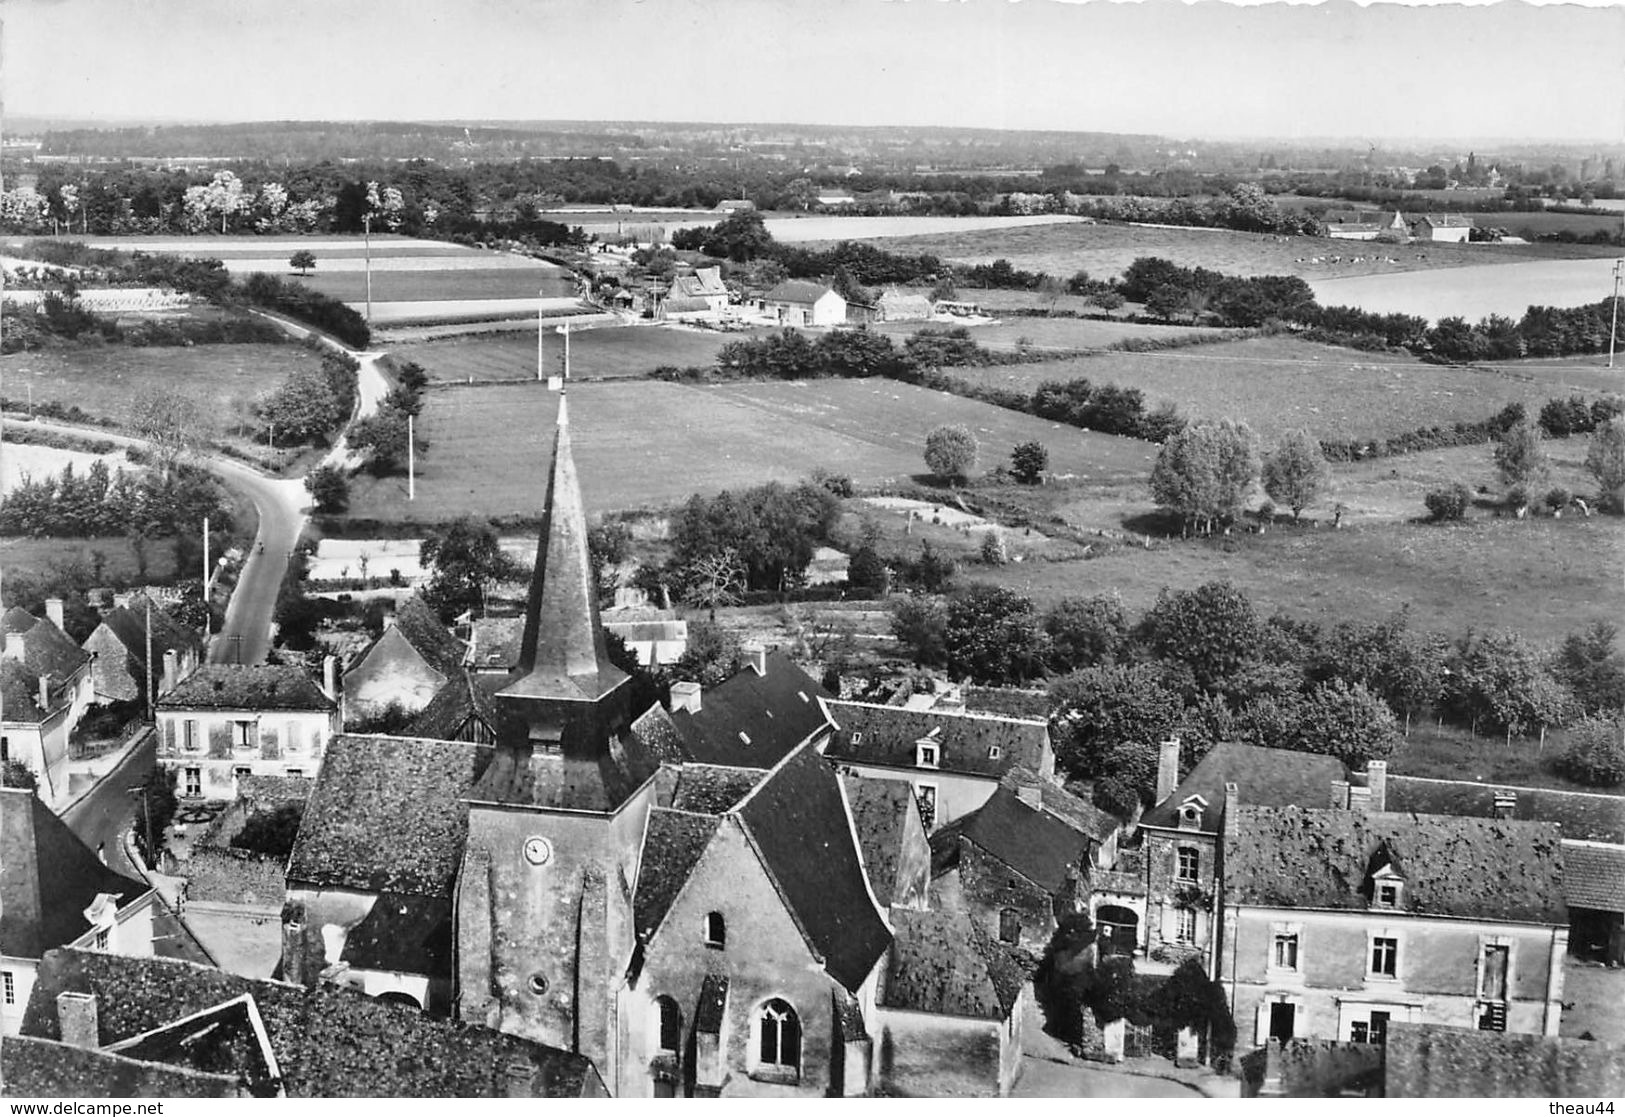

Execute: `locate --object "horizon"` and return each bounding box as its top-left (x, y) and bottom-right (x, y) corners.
top-left (4, 0), bottom-right (1622, 145)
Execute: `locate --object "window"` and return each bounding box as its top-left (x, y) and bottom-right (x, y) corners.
top-left (704, 912), bottom-right (726, 949)
top-left (999, 908), bottom-right (1022, 944)
top-left (2, 971), bottom-right (14, 1006)
top-left (183, 720), bottom-right (200, 752)
top-left (1377, 884), bottom-right (1399, 907)
top-left (655, 996), bottom-right (683, 1054)
top-left (1480, 943), bottom-right (1510, 1002)
top-left (284, 722), bottom-right (302, 753)
top-left (915, 784), bottom-right (938, 831)
top-left (1175, 907), bottom-right (1197, 944)
top-left (1351, 1011), bottom-right (1390, 1046)
top-left (916, 743), bottom-right (939, 769)
top-left (286, 769), bottom-right (304, 779)
top-left (93, 929), bottom-right (110, 951)
top-left (1176, 846), bottom-right (1201, 883)
top-left (233, 720), bottom-right (255, 750)
top-left (1370, 936), bottom-right (1399, 978)
top-left (233, 766), bottom-right (252, 781)
top-left (1272, 932), bottom-right (1300, 971)
top-left (1, 737), bottom-right (9, 763)
top-left (184, 767), bottom-right (201, 797)
top-left (851, 732), bottom-right (862, 747)
top-left (988, 745), bottom-right (1002, 761)
top-left (757, 999), bottom-right (800, 1075)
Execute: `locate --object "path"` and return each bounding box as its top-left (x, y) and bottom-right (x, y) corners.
top-left (60, 733), bottom-right (154, 880)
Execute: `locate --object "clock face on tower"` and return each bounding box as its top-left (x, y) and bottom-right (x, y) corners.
top-left (523, 836), bottom-right (554, 866)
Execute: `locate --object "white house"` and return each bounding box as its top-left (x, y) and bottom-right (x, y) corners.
top-left (1411, 215), bottom-right (1475, 243)
top-left (761, 280), bottom-right (846, 328)
top-left (2, 605), bottom-right (95, 806)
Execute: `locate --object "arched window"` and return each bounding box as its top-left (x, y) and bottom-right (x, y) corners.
top-left (704, 911), bottom-right (726, 949)
top-left (757, 999), bottom-right (800, 1073)
top-left (655, 995), bottom-right (683, 1054)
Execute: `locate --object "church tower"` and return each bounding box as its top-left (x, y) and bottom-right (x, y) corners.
top-left (456, 395), bottom-right (657, 1085)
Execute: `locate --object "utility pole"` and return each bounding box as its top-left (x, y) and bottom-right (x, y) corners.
top-left (363, 212), bottom-right (373, 323)
top-left (1609, 258), bottom-right (1623, 370)
top-left (562, 323), bottom-right (571, 382)
top-left (407, 413), bottom-right (416, 501)
top-left (144, 598), bottom-right (154, 719)
top-left (201, 515), bottom-right (210, 636)
top-left (537, 288), bottom-right (546, 382)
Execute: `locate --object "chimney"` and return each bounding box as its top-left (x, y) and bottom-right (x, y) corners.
top-left (3, 631), bottom-right (23, 661)
top-left (1348, 786), bottom-right (1372, 813)
top-left (45, 598), bottom-right (65, 630)
top-left (281, 905), bottom-right (307, 987)
top-left (161, 649), bottom-right (179, 696)
top-left (1223, 781), bottom-right (1240, 828)
top-left (670, 680), bottom-right (702, 715)
top-left (1330, 780), bottom-right (1351, 809)
top-left (1155, 736), bottom-right (1181, 805)
top-left (322, 655), bottom-right (338, 702)
top-left (1366, 760), bottom-right (1387, 813)
top-left (38, 675), bottom-right (52, 712)
top-left (1493, 790), bottom-right (1517, 820)
top-left (1018, 781), bottom-right (1043, 811)
top-left (744, 643), bottom-right (768, 677)
top-left (56, 991), bottom-right (100, 1049)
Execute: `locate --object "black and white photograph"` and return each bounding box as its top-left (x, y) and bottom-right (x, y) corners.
top-left (0, 0), bottom-right (1622, 1101)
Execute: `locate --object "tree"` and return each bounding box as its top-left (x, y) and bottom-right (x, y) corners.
top-left (1289, 680), bottom-right (1403, 766)
top-left (1445, 630), bottom-right (1577, 744)
top-left (832, 265), bottom-right (873, 307)
top-left (304, 465), bottom-right (350, 514)
top-left (2, 759), bottom-right (37, 791)
top-left (891, 594), bottom-right (948, 667)
top-left (289, 250), bottom-right (316, 277)
top-left (1048, 663), bottom-right (1184, 782)
top-left (701, 209), bottom-right (774, 263)
top-left (979, 530), bottom-right (1008, 566)
top-left (420, 517), bottom-right (518, 621)
top-left (1424, 483), bottom-right (1472, 522)
top-left (1043, 595), bottom-right (1127, 673)
top-left (669, 620), bottom-right (742, 687)
top-left (1261, 429), bottom-right (1330, 520)
top-left (257, 367), bottom-right (343, 446)
top-left (1586, 416), bottom-right (1625, 511)
top-left (133, 765), bottom-right (177, 867)
top-left (1555, 714), bottom-right (1625, 787)
top-left (129, 389), bottom-right (202, 476)
top-left (349, 407), bottom-right (418, 475)
top-left (1149, 419), bottom-right (1259, 534)
top-left (846, 542), bottom-right (888, 593)
top-left (924, 423), bottom-right (978, 484)
top-left (1137, 581), bottom-right (1264, 698)
top-left (230, 804), bottom-right (305, 859)
top-left (942, 584), bottom-right (1047, 685)
top-left (1010, 441), bottom-right (1049, 485)
top-left (679, 549), bottom-right (747, 618)
top-left (1494, 420), bottom-right (1548, 508)
top-left (1553, 621), bottom-right (1625, 716)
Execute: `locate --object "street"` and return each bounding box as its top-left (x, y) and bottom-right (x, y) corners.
top-left (60, 734), bottom-right (154, 880)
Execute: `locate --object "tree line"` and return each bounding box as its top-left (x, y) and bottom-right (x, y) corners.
top-left (0, 457), bottom-right (230, 548)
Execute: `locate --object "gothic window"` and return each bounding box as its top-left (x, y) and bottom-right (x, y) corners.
top-left (704, 912), bottom-right (726, 949)
top-left (655, 996), bottom-right (682, 1054)
top-left (757, 999), bottom-right (800, 1074)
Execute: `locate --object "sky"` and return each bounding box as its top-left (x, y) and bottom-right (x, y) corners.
top-left (4, 0), bottom-right (1622, 142)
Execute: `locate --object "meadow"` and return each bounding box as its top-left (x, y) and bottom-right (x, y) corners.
top-left (395, 324), bottom-right (773, 382)
top-left (288, 266), bottom-right (575, 305)
top-left (874, 312), bottom-right (1211, 353)
top-left (3, 535), bottom-right (181, 584)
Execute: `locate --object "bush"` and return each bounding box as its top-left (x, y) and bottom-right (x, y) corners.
top-left (924, 423), bottom-right (978, 483)
top-left (1545, 487), bottom-right (1573, 511)
top-left (1424, 483), bottom-right (1471, 522)
top-left (304, 465), bottom-right (350, 513)
top-left (229, 803), bottom-right (305, 859)
top-left (1010, 440), bottom-right (1048, 485)
top-left (1555, 715), bottom-right (1625, 787)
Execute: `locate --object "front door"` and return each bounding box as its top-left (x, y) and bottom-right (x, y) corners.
top-left (1268, 1002), bottom-right (1296, 1042)
top-left (1367, 1011), bottom-right (1390, 1047)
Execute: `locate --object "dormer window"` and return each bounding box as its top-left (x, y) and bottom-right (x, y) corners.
top-left (1176, 794), bottom-right (1208, 831)
top-left (704, 912), bottom-right (726, 949)
top-left (1370, 855), bottom-right (1405, 909)
top-left (916, 742), bottom-right (939, 769)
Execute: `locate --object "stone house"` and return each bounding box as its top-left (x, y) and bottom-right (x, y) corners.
top-left (821, 699), bottom-right (1054, 833)
top-left (1, 787), bottom-right (156, 1037)
top-left (80, 593), bottom-right (201, 709)
top-left (1411, 215), bottom-right (1474, 243)
top-left (11, 948), bottom-right (605, 1096)
top-left (661, 266), bottom-right (730, 320)
top-left (873, 907), bottom-right (1027, 1097)
top-left (1221, 806), bottom-right (1569, 1048)
top-left (155, 663), bottom-right (340, 800)
top-left (341, 595), bottom-right (466, 726)
top-left (760, 280), bottom-right (846, 327)
top-left (2, 604), bottom-right (95, 804)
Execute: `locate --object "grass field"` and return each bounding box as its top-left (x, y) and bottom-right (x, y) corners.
top-left (938, 335), bottom-right (1614, 443)
top-left (395, 324), bottom-right (774, 382)
top-left (3, 442), bottom-right (144, 492)
top-left (3, 535), bottom-right (182, 584)
top-left (873, 221), bottom-right (1617, 284)
top-left (342, 377), bottom-right (1157, 521)
top-left (289, 266), bottom-right (575, 304)
top-left (874, 314), bottom-right (1212, 353)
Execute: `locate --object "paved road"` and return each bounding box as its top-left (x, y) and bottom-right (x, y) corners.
top-left (61, 735), bottom-right (154, 880)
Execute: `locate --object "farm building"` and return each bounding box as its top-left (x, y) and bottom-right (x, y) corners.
top-left (1411, 215), bottom-right (1474, 243)
top-left (761, 280), bottom-right (846, 327)
top-left (659, 266), bottom-right (730, 321)
top-left (715, 199), bottom-right (755, 214)
top-left (1326, 210), bottom-right (1408, 241)
top-left (876, 289), bottom-right (935, 322)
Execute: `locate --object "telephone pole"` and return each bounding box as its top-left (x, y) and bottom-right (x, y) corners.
top-left (407, 413), bottom-right (416, 501)
top-left (1609, 258), bottom-right (1623, 370)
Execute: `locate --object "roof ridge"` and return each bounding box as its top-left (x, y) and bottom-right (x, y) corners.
top-left (1390, 774), bottom-right (1625, 802)
top-left (826, 697), bottom-right (1047, 726)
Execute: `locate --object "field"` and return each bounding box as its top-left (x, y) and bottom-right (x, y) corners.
top-left (874, 311), bottom-right (1212, 353)
top-left (286, 267), bottom-right (573, 305)
top-left (1312, 257), bottom-right (1624, 321)
top-left (1, 343), bottom-right (324, 444)
top-left (395, 324), bottom-right (773, 382)
top-left (342, 377), bottom-right (1157, 521)
top-left (3, 535), bottom-right (181, 584)
top-left (937, 335), bottom-right (1610, 443)
top-left (2, 442), bottom-right (144, 492)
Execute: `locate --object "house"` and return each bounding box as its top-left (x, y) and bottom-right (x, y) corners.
top-left (1221, 806), bottom-right (1568, 1048)
top-left (403, 668), bottom-right (503, 744)
top-left (1382, 1023), bottom-right (1625, 1098)
top-left (340, 595), bottom-right (466, 726)
top-left (816, 190), bottom-right (856, 208)
top-left (10, 948), bottom-right (606, 1096)
top-left (603, 617), bottom-right (688, 667)
top-left (820, 698), bottom-right (1054, 832)
top-left (155, 663), bottom-right (341, 799)
top-left (841, 774), bottom-right (932, 912)
top-left (666, 648), bottom-right (834, 768)
top-left (760, 280), bottom-right (846, 327)
top-left (624, 744), bottom-right (891, 1097)
top-left (1411, 215), bottom-right (1474, 243)
top-left (1, 787), bottom-right (157, 1037)
top-left (283, 734), bottom-right (493, 1014)
top-left (1126, 739), bottom-right (1348, 967)
top-left (1325, 210), bottom-right (1408, 241)
top-left (80, 592), bottom-right (202, 709)
top-left (2, 604), bottom-right (96, 805)
top-left (876, 288), bottom-right (935, 323)
top-left (661, 266), bottom-right (730, 319)
top-left (715, 199), bottom-right (755, 214)
top-left (873, 907), bottom-right (1028, 1097)
top-left (931, 767), bottom-right (1119, 954)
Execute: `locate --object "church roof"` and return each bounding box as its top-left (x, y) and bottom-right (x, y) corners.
top-left (841, 775), bottom-right (921, 906)
top-left (498, 395), bottom-right (627, 708)
top-left (632, 808), bottom-right (719, 942)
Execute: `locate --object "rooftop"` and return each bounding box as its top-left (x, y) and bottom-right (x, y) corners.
top-left (2, 606), bottom-right (91, 682)
top-left (762, 279), bottom-right (837, 305)
top-left (1383, 774), bottom-right (1625, 845)
top-left (841, 775), bottom-right (922, 906)
top-left (1384, 1023), bottom-right (1625, 1098)
top-left (669, 651), bottom-right (833, 768)
top-left (1141, 742), bottom-right (1347, 833)
top-left (822, 699), bottom-right (1049, 781)
top-left (956, 773), bottom-right (1102, 895)
top-left (1562, 840), bottom-right (1625, 914)
top-left (157, 664), bottom-right (335, 712)
top-left (880, 908), bottom-right (1025, 1020)
top-left (347, 596), bottom-right (466, 682)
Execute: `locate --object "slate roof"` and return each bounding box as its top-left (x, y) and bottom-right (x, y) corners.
top-left (1415, 214), bottom-right (1475, 228)
top-left (350, 596), bottom-right (466, 680)
top-left (632, 808), bottom-right (719, 941)
top-left (405, 670), bottom-right (502, 742)
top-left (763, 279), bottom-right (837, 306)
top-left (669, 652), bottom-right (833, 767)
top-left (661, 296), bottom-right (713, 314)
top-left (1, 658), bottom-right (51, 722)
top-left (670, 764), bottom-right (768, 815)
top-left (881, 908), bottom-right (1025, 1020)
top-left (465, 715), bottom-right (661, 811)
top-left (1000, 766), bottom-right (1117, 843)
top-left (1383, 775), bottom-right (1625, 844)
top-left (842, 775), bottom-right (919, 905)
top-left (822, 699), bottom-right (1049, 780)
top-left (736, 743), bottom-right (892, 992)
top-left (286, 735), bottom-right (492, 896)
top-left (1562, 841), bottom-right (1625, 913)
top-left (1223, 806), bottom-right (1567, 925)
top-left (336, 893), bottom-right (453, 977)
top-left (959, 780), bottom-right (1096, 895)
top-left (1384, 1023), bottom-right (1625, 1099)
top-left (1, 787), bottom-right (150, 959)
top-left (627, 702), bottom-right (691, 766)
top-left (20, 949), bottom-right (603, 1098)
top-left (2, 606), bottom-right (90, 680)
top-left (157, 664), bottom-right (335, 712)
top-left (1, 1034), bottom-right (240, 1098)
top-left (1140, 742), bottom-right (1347, 833)
top-left (95, 595), bottom-right (201, 679)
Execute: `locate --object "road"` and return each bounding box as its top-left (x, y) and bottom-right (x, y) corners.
top-left (61, 734), bottom-right (154, 880)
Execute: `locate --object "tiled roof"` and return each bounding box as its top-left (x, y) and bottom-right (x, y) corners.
top-left (336, 893), bottom-right (453, 977)
top-left (1223, 807), bottom-right (1566, 925)
top-left (405, 670), bottom-right (501, 741)
top-left (632, 808), bottom-right (718, 941)
top-left (1, 659), bottom-right (50, 722)
top-left (669, 652), bottom-right (833, 767)
top-left (97, 595), bottom-right (201, 677)
top-left (1562, 841), bottom-right (1625, 913)
top-left (628, 703), bottom-right (691, 766)
top-left (1416, 214), bottom-right (1475, 228)
top-left (736, 743), bottom-right (892, 992)
top-left (351, 596), bottom-right (465, 681)
top-left (881, 908), bottom-right (1025, 1020)
top-left (842, 775), bottom-right (918, 905)
top-left (1384, 775), bottom-right (1625, 844)
top-left (1141, 742), bottom-right (1347, 833)
top-left (20, 949), bottom-right (602, 1098)
top-left (763, 279), bottom-right (836, 305)
top-left (670, 764), bottom-right (768, 815)
top-left (960, 780), bottom-right (1095, 894)
top-left (3, 607), bottom-right (90, 680)
top-left (466, 616), bottom-right (523, 672)
top-left (822, 700), bottom-right (1048, 780)
top-left (236, 775), bottom-right (312, 810)
top-left (661, 295), bottom-right (712, 314)
top-left (1384, 1023), bottom-right (1625, 1098)
top-left (157, 665), bottom-right (335, 712)
top-left (1, 787), bottom-right (149, 959)
top-left (1000, 766), bottom-right (1117, 843)
top-left (1, 1034), bottom-right (240, 1097)
top-left (286, 735), bottom-right (491, 896)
